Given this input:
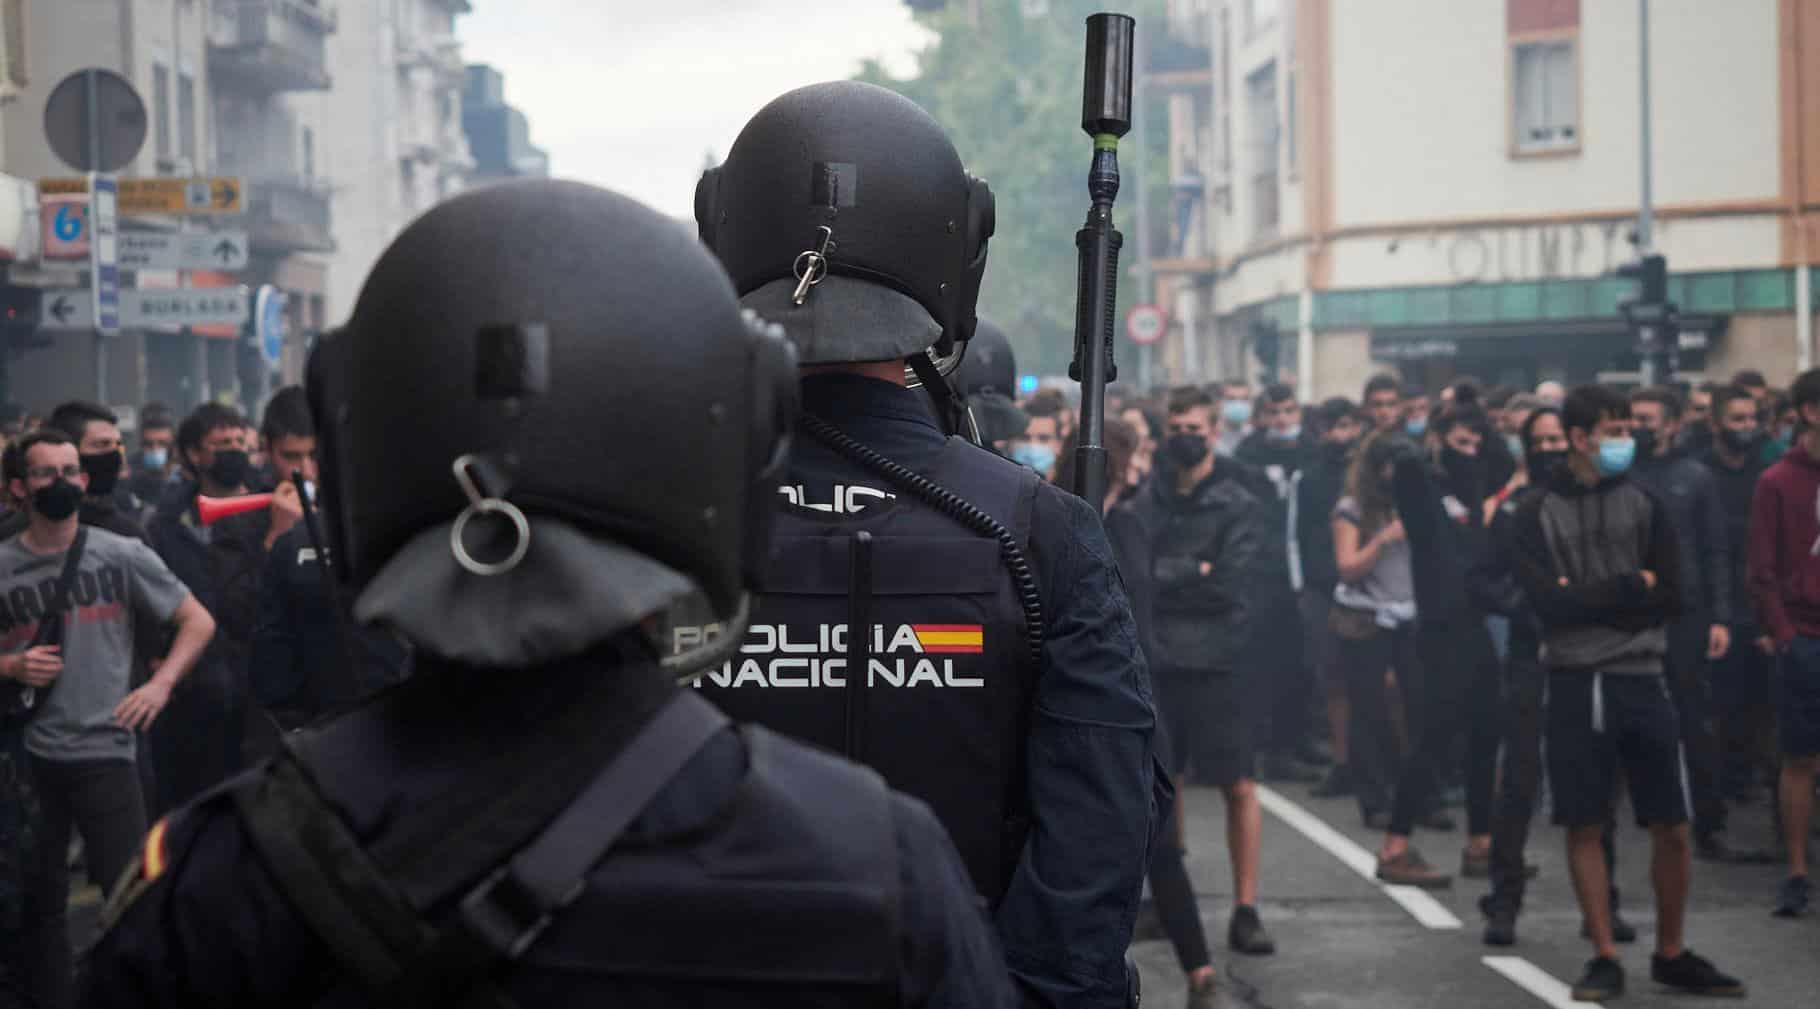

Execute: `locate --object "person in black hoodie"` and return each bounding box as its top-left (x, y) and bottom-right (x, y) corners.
top-left (1237, 383), bottom-right (1323, 782)
top-left (1294, 397), bottom-right (1361, 798)
top-left (146, 404), bottom-right (272, 815)
top-left (1128, 386), bottom-right (1277, 958)
top-left (1628, 386), bottom-right (1760, 863)
top-left (1386, 400), bottom-right (1503, 883)
top-left (1511, 384), bottom-right (1743, 1002)
top-left (1699, 384), bottom-right (1778, 803)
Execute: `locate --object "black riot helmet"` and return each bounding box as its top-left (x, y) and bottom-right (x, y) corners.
top-left (309, 180), bottom-right (797, 671)
top-left (953, 318), bottom-right (1016, 400)
top-left (696, 81), bottom-right (995, 371)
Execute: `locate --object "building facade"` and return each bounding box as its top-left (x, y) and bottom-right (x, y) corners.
top-left (1154, 0), bottom-right (1820, 398)
top-left (462, 64), bottom-right (547, 184)
top-left (296, 0), bottom-right (473, 326)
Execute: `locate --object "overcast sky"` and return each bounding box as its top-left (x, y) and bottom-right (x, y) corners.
top-left (457, 1), bottom-right (932, 217)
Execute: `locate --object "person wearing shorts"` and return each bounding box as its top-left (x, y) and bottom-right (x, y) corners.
top-left (1747, 366), bottom-right (1820, 919)
top-left (1513, 385), bottom-right (1744, 1002)
top-left (1126, 386), bottom-right (1277, 960)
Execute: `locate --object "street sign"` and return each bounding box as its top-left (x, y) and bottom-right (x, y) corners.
top-left (90, 174), bottom-right (120, 336)
top-left (39, 286), bottom-right (250, 330)
top-left (1126, 304), bottom-right (1166, 346)
top-left (34, 176), bottom-right (245, 215)
top-left (43, 69), bottom-right (146, 173)
top-left (41, 195), bottom-right (88, 259)
top-left (255, 284), bottom-right (288, 365)
top-left (117, 231), bottom-right (249, 271)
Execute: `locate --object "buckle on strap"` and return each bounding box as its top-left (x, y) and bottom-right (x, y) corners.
top-left (457, 864), bottom-right (585, 960)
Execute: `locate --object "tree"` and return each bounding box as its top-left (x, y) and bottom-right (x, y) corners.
top-left (857, 0), bottom-right (1169, 377)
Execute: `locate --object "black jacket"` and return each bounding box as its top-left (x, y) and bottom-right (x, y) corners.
top-left (1126, 464), bottom-right (1261, 675)
top-left (1468, 485), bottom-right (1546, 659)
top-left (82, 646), bottom-right (1017, 1009)
top-left (1234, 432), bottom-right (1303, 587)
top-left (1390, 455), bottom-right (1481, 628)
top-left (1632, 452), bottom-right (1732, 623)
top-left (1699, 443), bottom-right (1770, 629)
top-left (249, 526), bottom-right (410, 729)
top-left (1293, 442), bottom-right (1350, 594)
top-left (148, 480), bottom-right (271, 686)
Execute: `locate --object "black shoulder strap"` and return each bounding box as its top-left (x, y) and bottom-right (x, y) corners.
top-left (32, 527), bottom-right (89, 649)
top-left (7, 528), bottom-right (90, 720)
top-left (236, 689), bottom-right (730, 1009)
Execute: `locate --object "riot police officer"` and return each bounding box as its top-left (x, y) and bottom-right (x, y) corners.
top-left (694, 81), bottom-right (1157, 1008)
top-left (80, 180), bottom-right (1017, 1009)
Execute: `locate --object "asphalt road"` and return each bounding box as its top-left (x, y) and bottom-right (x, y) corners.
top-left (1131, 779), bottom-right (1820, 1008)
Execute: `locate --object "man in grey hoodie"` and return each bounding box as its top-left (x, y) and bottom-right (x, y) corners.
top-left (1511, 384), bottom-right (1744, 1003)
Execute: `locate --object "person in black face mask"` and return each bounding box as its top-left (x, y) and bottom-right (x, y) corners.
top-left (42, 401), bottom-right (145, 541)
top-left (145, 403), bottom-right (272, 814)
top-left (1698, 385), bottom-right (1780, 808)
top-left (1294, 398), bottom-right (1363, 799)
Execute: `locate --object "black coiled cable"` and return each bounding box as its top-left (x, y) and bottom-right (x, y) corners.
top-left (800, 414), bottom-right (1045, 669)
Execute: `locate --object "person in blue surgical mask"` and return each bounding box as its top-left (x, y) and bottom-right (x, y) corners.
top-left (127, 405), bottom-right (178, 512)
top-left (1217, 381), bottom-right (1255, 456)
top-left (1007, 408), bottom-right (1059, 480)
top-left (1509, 384), bottom-right (1745, 1002)
top-left (1402, 384), bottom-right (1432, 439)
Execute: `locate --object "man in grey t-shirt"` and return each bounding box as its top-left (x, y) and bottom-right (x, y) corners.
top-left (0, 429), bottom-right (215, 1009)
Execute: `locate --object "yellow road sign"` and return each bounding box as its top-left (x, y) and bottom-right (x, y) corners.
top-left (36, 176), bottom-right (245, 215)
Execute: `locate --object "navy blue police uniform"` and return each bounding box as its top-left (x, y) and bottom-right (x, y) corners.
top-left (701, 373), bottom-right (1157, 1009)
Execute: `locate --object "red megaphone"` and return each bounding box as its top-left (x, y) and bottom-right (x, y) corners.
top-left (197, 492), bottom-right (274, 525)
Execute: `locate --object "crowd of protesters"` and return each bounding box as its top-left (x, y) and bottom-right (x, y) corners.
top-left (996, 366), bottom-right (1816, 1003)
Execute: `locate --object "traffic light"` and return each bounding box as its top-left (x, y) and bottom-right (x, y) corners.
top-left (1617, 253), bottom-right (1669, 305)
top-left (0, 285), bottom-right (40, 342)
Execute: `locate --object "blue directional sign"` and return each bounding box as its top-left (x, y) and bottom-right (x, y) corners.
top-left (89, 173), bottom-right (120, 336)
top-left (255, 284), bottom-right (288, 366)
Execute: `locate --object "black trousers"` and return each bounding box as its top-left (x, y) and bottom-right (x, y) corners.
top-left (1148, 804), bottom-right (1211, 974)
top-left (23, 756), bottom-right (147, 1009)
top-left (1712, 623), bottom-right (1776, 793)
top-left (1666, 614), bottom-right (1726, 838)
top-left (1247, 587), bottom-right (1311, 758)
top-left (1338, 621), bottom-right (1418, 819)
top-left (1390, 621), bottom-right (1499, 838)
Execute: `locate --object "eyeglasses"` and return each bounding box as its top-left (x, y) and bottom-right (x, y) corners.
top-left (25, 465), bottom-right (83, 481)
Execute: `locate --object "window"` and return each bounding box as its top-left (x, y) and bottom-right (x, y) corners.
top-left (1284, 68), bottom-right (1298, 176)
top-left (1512, 39), bottom-right (1578, 153)
top-left (1246, 62), bottom-right (1280, 237)
top-left (152, 64), bottom-right (171, 164)
top-left (177, 72), bottom-right (197, 163)
top-left (301, 126), bottom-right (315, 182)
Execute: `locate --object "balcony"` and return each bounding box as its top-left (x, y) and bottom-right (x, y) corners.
top-left (208, 0), bottom-right (335, 94)
top-left (246, 175), bottom-right (333, 254)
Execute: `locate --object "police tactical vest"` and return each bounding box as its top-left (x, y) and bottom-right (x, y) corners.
top-left (232, 677), bottom-right (902, 1007)
top-left (699, 436), bottom-right (1040, 905)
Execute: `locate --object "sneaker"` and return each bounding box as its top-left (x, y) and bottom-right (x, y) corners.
top-left (1376, 849), bottom-right (1452, 889)
top-left (1650, 950), bottom-right (1745, 998)
top-left (1571, 957), bottom-right (1625, 1002)
top-left (1227, 904), bottom-right (1276, 955)
top-left (1311, 764), bottom-right (1353, 798)
top-left (1772, 875), bottom-right (1812, 918)
top-left (1482, 903), bottom-right (1518, 947)
top-left (1582, 911), bottom-right (1638, 944)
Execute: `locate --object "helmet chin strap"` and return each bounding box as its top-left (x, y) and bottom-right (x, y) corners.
top-left (663, 593), bottom-right (752, 685)
top-left (905, 351), bottom-right (981, 444)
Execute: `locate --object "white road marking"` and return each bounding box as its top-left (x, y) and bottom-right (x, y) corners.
top-left (1256, 784), bottom-right (1464, 930)
top-left (1483, 955), bottom-right (1602, 1008)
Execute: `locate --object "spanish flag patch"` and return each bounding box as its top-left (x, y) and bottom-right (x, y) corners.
top-left (99, 816), bottom-right (172, 930)
top-left (912, 624), bottom-right (985, 654)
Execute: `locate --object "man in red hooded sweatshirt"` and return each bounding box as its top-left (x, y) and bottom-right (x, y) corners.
top-left (1747, 366), bottom-right (1820, 919)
